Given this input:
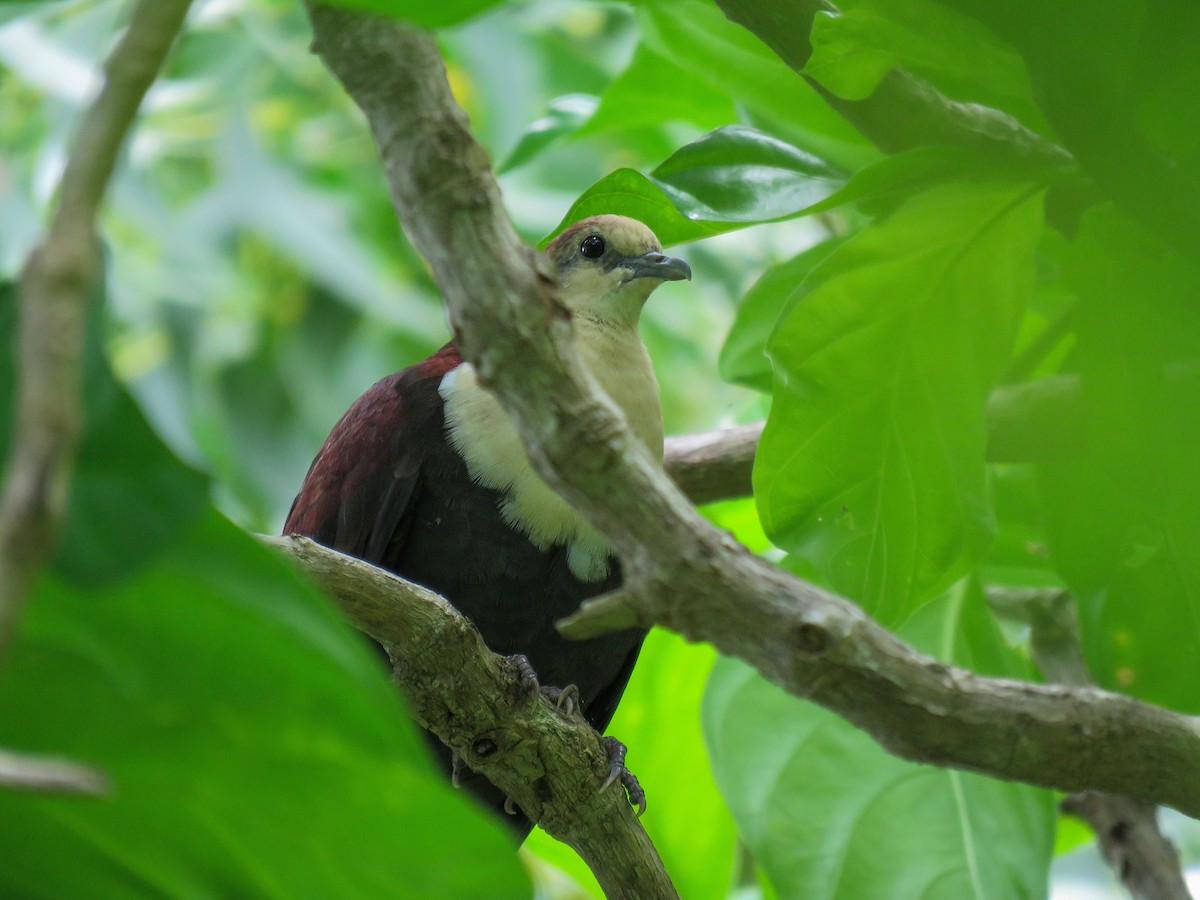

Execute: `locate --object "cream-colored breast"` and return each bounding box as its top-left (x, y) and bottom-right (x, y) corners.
top-left (439, 321), bottom-right (662, 583)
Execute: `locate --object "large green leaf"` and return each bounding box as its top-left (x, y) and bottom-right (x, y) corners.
top-left (0, 513), bottom-right (528, 898)
top-left (934, 0), bottom-right (1200, 257)
top-left (756, 180), bottom-right (1043, 624)
top-left (0, 284), bottom-right (528, 896)
top-left (544, 126), bottom-right (845, 247)
top-left (1038, 205), bottom-right (1200, 713)
top-left (578, 42), bottom-right (737, 139)
top-left (719, 238), bottom-right (847, 393)
top-left (634, 0), bottom-right (878, 171)
top-left (704, 582), bottom-right (1055, 900)
top-left (805, 0), bottom-right (1049, 134)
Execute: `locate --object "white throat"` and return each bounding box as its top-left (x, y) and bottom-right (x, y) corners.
top-left (439, 320), bottom-right (662, 582)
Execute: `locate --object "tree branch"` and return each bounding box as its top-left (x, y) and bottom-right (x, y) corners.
top-left (665, 358), bottom-right (1200, 507)
top-left (305, 0), bottom-right (1200, 851)
top-left (0, 0), bottom-right (187, 800)
top-left (263, 535), bottom-right (676, 900)
top-left (0, 0), bottom-right (191, 663)
top-left (664, 424), bottom-right (760, 506)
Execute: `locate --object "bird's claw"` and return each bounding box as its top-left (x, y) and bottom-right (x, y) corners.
top-left (450, 751), bottom-right (466, 789)
top-left (508, 655), bottom-right (580, 718)
top-left (504, 796), bottom-right (519, 816)
top-left (600, 735), bottom-right (646, 817)
top-left (540, 683), bottom-right (580, 718)
top-left (508, 654), bottom-right (541, 701)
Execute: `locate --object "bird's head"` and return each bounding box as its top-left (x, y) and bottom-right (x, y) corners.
top-left (545, 215), bottom-right (691, 328)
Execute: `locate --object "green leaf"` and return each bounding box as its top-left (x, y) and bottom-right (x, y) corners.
top-left (719, 238), bottom-right (847, 393)
top-left (0, 513), bottom-right (528, 898)
top-left (498, 94), bottom-right (598, 175)
top-left (0, 285), bottom-right (527, 897)
top-left (935, 0), bottom-right (1200, 257)
top-left (756, 180), bottom-right (1043, 623)
top-left (544, 126), bottom-right (845, 247)
top-left (526, 631), bottom-right (736, 900)
top-left (322, 0), bottom-right (502, 28)
top-left (1038, 205), bottom-right (1200, 713)
top-left (703, 582), bottom-right (1054, 900)
top-left (805, 0), bottom-right (1048, 133)
top-left (578, 42), bottom-right (737, 138)
top-left (634, 0), bottom-right (878, 170)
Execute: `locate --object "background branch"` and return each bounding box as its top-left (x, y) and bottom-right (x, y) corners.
top-left (664, 423), bottom-right (760, 506)
top-left (0, 0), bottom-right (191, 663)
top-left (0, 0), bottom-right (189, 798)
top-left (304, 2), bottom-right (1200, 825)
top-left (264, 535), bottom-right (676, 900)
top-left (667, 359), bottom-right (1200, 507)
top-left (988, 588), bottom-right (1191, 900)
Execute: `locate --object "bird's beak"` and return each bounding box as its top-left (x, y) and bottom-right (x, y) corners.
top-left (621, 251), bottom-right (692, 283)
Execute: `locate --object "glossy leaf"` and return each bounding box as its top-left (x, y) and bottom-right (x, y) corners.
top-left (1038, 205), bottom-right (1200, 713)
top-left (756, 180), bottom-right (1043, 623)
top-left (545, 126), bottom-right (845, 247)
top-left (634, 0), bottom-right (877, 170)
top-left (498, 94), bottom-right (597, 175)
top-left (704, 583), bottom-right (1054, 900)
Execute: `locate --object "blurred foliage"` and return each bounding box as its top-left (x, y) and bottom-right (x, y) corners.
top-left (2, 0), bottom-right (1199, 896)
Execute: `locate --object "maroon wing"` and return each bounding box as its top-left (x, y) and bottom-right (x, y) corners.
top-left (283, 344), bottom-right (462, 563)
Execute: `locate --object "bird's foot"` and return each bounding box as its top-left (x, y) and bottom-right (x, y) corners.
top-left (507, 655), bottom-right (581, 718)
top-left (600, 735), bottom-right (646, 817)
top-left (540, 683), bottom-right (580, 718)
top-left (450, 751), bottom-right (466, 789)
top-left (507, 654), bottom-right (541, 701)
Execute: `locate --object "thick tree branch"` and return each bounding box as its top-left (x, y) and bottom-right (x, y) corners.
top-left (304, 4), bottom-right (1200, 824)
top-left (263, 535), bottom-right (676, 900)
top-left (0, 0), bottom-right (191, 662)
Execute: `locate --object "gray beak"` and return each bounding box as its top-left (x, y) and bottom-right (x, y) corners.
top-left (622, 251), bottom-right (692, 282)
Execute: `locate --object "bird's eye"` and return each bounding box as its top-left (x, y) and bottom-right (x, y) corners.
top-left (580, 235), bottom-right (606, 259)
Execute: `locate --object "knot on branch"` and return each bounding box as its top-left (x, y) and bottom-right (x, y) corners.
top-left (792, 621), bottom-right (830, 656)
top-left (471, 737), bottom-right (498, 758)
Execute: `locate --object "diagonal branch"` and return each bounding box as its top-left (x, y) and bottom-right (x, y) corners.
top-left (264, 535), bottom-right (677, 900)
top-left (303, 3), bottom-right (1200, 824)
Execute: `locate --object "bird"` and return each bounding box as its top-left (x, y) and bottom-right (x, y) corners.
top-left (282, 214), bottom-right (691, 836)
